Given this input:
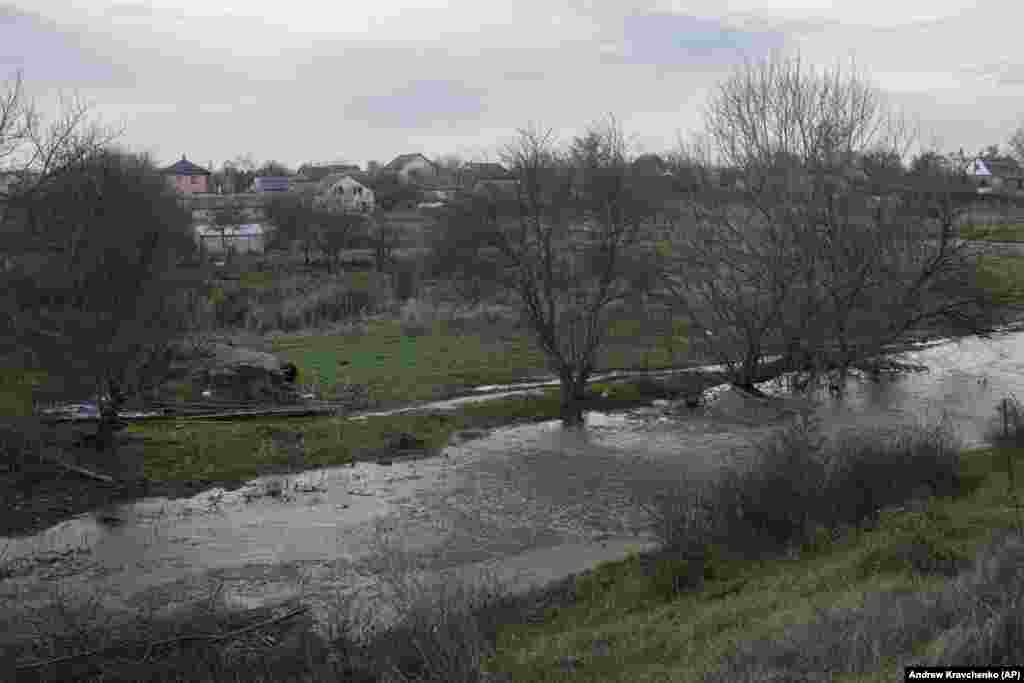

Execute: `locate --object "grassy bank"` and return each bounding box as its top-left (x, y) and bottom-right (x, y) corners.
top-left (960, 223), bottom-right (1024, 242)
top-left (477, 429), bottom-right (1024, 680)
top-left (127, 378), bottom-right (685, 484)
top-left (269, 312), bottom-right (690, 404)
top-left (9, 406), bottom-right (1024, 681)
top-left (976, 254), bottom-right (1024, 305)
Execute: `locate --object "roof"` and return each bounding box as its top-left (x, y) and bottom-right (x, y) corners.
top-left (632, 154), bottom-right (671, 176)
top-left (464, 162), bottom-right (514, 180)
top-left (162, 156), bottom-right (211, 176)
top-left (319, 173), bottom-right (372, 192)
top-left (977, 157), bottom-right (1024, 178)
top-left (298, 163), bottom-right (362, 181)
top-left (383, 153), bottom-right (435, 171)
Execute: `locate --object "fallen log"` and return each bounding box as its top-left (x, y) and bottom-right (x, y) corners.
top-left (39, 448), bottom-right (114, 484)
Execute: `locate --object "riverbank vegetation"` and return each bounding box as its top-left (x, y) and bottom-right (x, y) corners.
top-left (129, 374), bottom-right (695, 484)
top-left (960, 222), bottom-right (1024, 241)
top-left (5, 402), bottom-right (1024, 681)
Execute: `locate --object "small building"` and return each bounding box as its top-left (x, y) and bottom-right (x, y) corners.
top-left (382, 153), bottom-right (438, 186)
top-left (458, 162), bottom-right (518, 197)
top-left (296, 163), bottom-right (362, 182)
top-left (315, 174), bottom-right (375, 214)
top-left (968, 156), bottom-right (1024, 193)
top-left (195, 223), bottom-right (267, 255)
top-left (161, 156), bottom-right (211, 194)
top-left (252, 176), bottom-right (291, 193)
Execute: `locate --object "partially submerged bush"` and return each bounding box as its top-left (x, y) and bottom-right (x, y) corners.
top-left (643, 411), bottom-right (963, 570)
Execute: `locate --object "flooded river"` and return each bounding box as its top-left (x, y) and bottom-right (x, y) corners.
top-left (3, 329), bottom-right (1023, 637)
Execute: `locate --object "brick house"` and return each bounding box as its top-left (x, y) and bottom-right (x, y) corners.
top-left (161, 156), bottom-right (211, 194)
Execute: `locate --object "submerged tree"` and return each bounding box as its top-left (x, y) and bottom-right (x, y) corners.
top-left (431, 118), bottom-right (660, 424)
top-left (658, 54), bottom-right (1016, 393)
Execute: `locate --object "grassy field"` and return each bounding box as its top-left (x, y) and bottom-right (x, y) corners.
top-left (960, 222), bottom-right (1024, 241)
top-left (270, 314), bottom-right (691, 405)
top-left (127, 381), bottom-right (671, 483)
top-left (975, 254), bottom-right (1024, 305)
top-left (479, 445), bottom-right (1024, 681)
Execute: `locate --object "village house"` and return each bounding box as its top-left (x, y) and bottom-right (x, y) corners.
top-left (296, 162), bottom-right (362, 182)
top-left (382, 153), bottom-right (438, 186)
top-left (314, 173), bottom-right (376, 214)
top-left (161, 156), bottom-right (211, 194)
top-left (457, 162), bottom-right (518, 196)
top-left (251, 176), bottom-right (291, 193)
top-left (967, 155), bottom-right (1024, 193)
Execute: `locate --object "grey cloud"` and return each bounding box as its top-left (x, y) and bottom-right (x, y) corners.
top-left (602, 13), bottom-right (786, 69)
top-left (0, 5), bottom-right (137, 88)
top-left (344, 79), bottom-right (490, 129)
top-left (961, 61), bottom-right (1024, 86)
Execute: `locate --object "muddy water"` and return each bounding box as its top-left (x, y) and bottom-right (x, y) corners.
top-left (3, 330), bottom-right (1023, 637)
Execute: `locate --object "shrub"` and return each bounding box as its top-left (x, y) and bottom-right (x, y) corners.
top-left (393, 259), bottom-right (421, 301)
top-left (641, 412), bottom-right (964, 569)
top-left (825, 419), bottom-right (962, 529)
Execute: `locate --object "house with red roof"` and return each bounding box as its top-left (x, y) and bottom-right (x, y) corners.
top-left (161, 156), bottom-right (211, 194)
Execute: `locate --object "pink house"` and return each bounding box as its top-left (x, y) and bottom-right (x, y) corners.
top-left (161, 156), bottom-right (211, 194)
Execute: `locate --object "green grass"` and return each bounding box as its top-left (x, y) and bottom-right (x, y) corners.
top-left (960, 223), bottom-right (1024, 242)
top-left (480, 446), bottom-right (1024, 681)
top-left (976, 254), bottom-right (1024, 305)
top-left (271, 316), bottom-right (691, 404)
top-left (127, 380), bottom-right (671, 484)
top-left (130, 411), bottom-right (465, 482)
top-left (271, 319), bottom-right (550, 402)
top-left (0, 368), bottom-right (47, 417)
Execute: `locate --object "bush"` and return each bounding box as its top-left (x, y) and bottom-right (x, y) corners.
top-left (642, 412), bottom-right (963, 567)
top-left (393, 259), bottom-right (421, 302)
top-left (825, 419), bottom-right (961, 529)
top-left (0, 418), bottom-right (45, 473)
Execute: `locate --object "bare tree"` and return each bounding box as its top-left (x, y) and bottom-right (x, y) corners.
top-left (2, 148), bottom-right (203, 451)
top-left (266, 194), bottom-right (318, 266)
top-left (432, 118), bottom-right (659, 424)
top-left (1010, 127), bottom-right (1024, 166)
top-left (368, 211), bottom-right (401, 273)
top-left (209, 196), bottom-right (248, 261)
top-left (316, 209), bottom-right (367, 275)
top-left (0, 70), bottom-right (118, 205)
top-left (659, 54), bottom-right (1014, 393)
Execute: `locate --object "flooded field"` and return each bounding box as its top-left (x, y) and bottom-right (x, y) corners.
top-left (3, 328), bottom-right (1023, 636)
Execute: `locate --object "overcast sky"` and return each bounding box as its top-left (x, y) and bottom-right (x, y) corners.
top-left (3, 0), bottom-right (1021, 171)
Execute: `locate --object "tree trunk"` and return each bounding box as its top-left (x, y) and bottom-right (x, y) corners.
top-left (95, 376), bottom-right (124, 454)
top-left (559, 368), bottom-right (588, 426)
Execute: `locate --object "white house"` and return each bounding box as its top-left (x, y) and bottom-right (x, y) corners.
top-left (382, 153), bottom-right (438, 186)
top-left (315, 174), bottom-right (375, 214)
